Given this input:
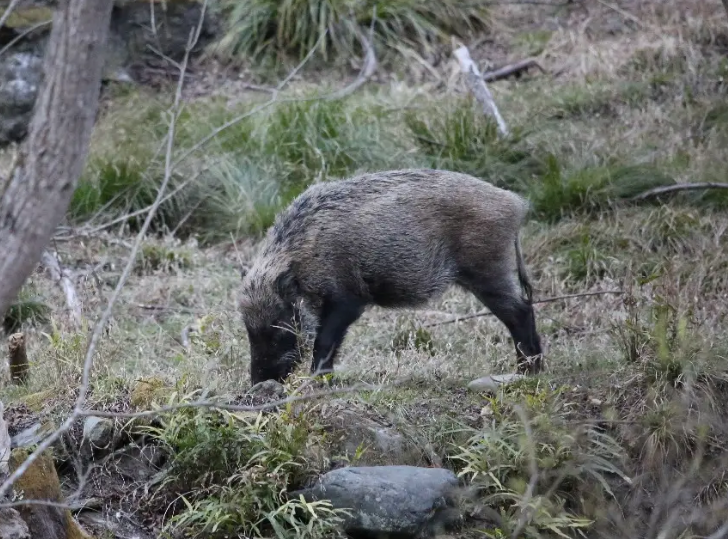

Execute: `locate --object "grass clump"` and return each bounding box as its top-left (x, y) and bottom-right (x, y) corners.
top-left (149, 391), bottom-right (345, 538)
top-left (452, 381), bottom-right (630, 539)
top-left (2, 285), bottom-right (50, 335)
top-left (404, 100), bottom-right (547, 191)
top-left (531, 156), bottom-right (675, 222)
top-left (209, 0), bottom-right (490, 63)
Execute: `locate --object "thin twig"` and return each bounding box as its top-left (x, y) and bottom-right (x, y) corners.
top-left (631, 182), bottom-right (728, 201)
top-left (323, 12), bottom-right (378, 101)
top-left (0, 0), bottom-right (210, 501)
top-left (423, 289), bottom-right (623, 328)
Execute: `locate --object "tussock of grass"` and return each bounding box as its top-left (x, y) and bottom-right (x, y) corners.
top-left (531, 157), bottom-right (675, 222)
top-left (208, 0), bottom-right (490, 63)
top-left (453, 381), bottom-right (629, 538)
top-left (147, 392), bottom-right (345, 538)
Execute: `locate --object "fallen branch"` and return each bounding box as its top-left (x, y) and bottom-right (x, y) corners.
top-left (453, 45), bottom-right (509, 137)
top-left (423, 290), bottom-right (623, 328)
top-left (41, 250), bottom-right (82, 329)
top-left (631, 182), bottom-right (728, 201)
top-left (482, 58), bottom-right (546, 82)
top-left (321, 10), bottom-right (378, 101)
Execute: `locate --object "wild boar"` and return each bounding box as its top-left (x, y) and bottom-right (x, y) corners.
top-left (239, 168), bottom-right (543, 386)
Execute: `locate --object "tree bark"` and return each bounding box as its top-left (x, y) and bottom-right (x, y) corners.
top-left (0, 0), bottom-right (114, 317)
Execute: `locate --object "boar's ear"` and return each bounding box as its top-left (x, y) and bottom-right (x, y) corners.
top-left (239, 264), bottom-right (250, 280)
top-left (274, 269), bottom-right (301, 302)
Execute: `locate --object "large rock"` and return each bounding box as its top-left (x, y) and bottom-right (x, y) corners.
top-left (82, 417), bottom-right (115, 453)
top-left (296, 465), bottom-right (461, 539)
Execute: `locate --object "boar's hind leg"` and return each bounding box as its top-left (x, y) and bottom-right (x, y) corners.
top-left (464, 278), bottom-right (543, 374)
top-left (311, 296), bottom-right (365, 377)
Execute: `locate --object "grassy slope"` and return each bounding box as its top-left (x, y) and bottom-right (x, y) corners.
top-left (3, 0), bottom-right (728, 537)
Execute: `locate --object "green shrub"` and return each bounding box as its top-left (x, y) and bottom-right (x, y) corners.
top-left (452, 382), bottom-right (630, 539)
top-left (149, 391), bottom-right (346, 537)
top-left (209, 0), bottom-right (491, 63)
top-left (530, 156), bottom-right (675, 222)
top-left (2, 285), bottom-right (50, 334)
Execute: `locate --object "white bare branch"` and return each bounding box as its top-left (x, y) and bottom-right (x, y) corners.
top-left (453, 45), bottom-right (509, 137)
top-left (41, 250), bottom-right (83, 329)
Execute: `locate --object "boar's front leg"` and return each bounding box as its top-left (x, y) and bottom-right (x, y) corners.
top-left (310, 295), bottom-right (365, 377)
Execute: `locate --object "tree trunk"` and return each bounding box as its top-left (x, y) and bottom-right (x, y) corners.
top-left (0, 0), bottom-right (114, 317)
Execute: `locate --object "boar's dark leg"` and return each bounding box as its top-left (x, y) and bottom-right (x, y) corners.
top-left (311, 296), bottom-right (365, 377)
top-left (463, 278), bottom-right (543, 374)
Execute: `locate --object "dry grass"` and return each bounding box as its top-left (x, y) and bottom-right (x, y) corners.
top-left (3, 0), bottom-right (728, 536)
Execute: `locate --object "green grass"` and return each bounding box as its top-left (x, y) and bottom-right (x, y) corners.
top-left (146, 389), bottom-right (346, 538)
top-left (208, 0), bottom-right (491, 64)
top-left (7, 6), bottom-right (728, 536)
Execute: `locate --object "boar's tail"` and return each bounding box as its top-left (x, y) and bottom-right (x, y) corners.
top-left (515, 233), bottom-right (534, 304)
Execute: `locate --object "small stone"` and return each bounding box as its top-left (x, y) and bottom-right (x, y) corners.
top-left (467, 374), bottom-right (525, 392)
top-left (82, 416), bottom-right (115, 451)
top-left (247, 380), bottom-right (285, 400)
top-left (589, 398), bottom-right (603, 406)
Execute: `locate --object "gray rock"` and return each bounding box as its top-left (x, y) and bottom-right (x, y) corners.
top-left (296, 465), bottom-right (461, 538)
top-left (247, 379), bottom-right (286, 400)
top-left (0, 52), bottom-right (43, 145)
top-left (467, 373), bottom-right (525, 392)
top-left (0, 509), bottom-right (30, 539)
top-left (82, 416), bottom-right (115, 452)
top-left (323, 404), bottom-right (425, 467)
top-left (110, 444), bottom-right (164, 483)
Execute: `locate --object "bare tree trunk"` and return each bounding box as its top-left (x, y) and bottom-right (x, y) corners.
top-left (0, 0), bottom-right (114, 317)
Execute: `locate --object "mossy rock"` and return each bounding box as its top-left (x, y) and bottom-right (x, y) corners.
top-left (8, 448), bottom-right (95, 539)
top-left (129, 377), bottom-right (172, 410)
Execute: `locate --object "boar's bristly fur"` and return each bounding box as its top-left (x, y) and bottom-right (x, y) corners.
top-left (240, 168), bottom-right (543, 386)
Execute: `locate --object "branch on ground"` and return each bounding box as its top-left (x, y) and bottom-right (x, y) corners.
top-left (453, 44), bottom-right (509, 137)
top-left (482, 58), bottom-right (546, 82)
top-left (631, 182), bottom-right (728, 201)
